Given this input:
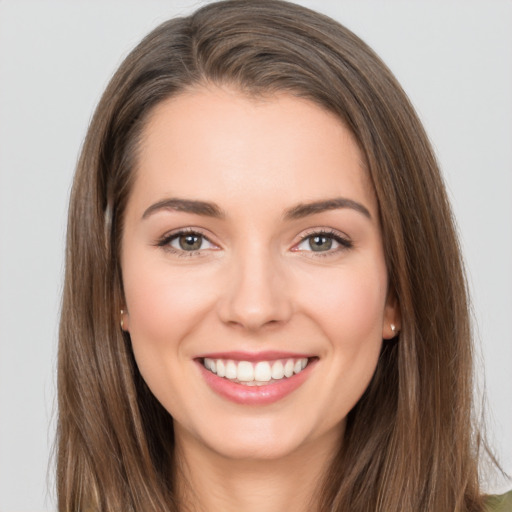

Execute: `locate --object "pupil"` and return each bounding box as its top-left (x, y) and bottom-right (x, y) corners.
top-left (310, 235), bottom-right (332, 251)
top-left (179, 234), bottom-right (202, 251)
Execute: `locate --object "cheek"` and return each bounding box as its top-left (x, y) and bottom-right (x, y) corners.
top-left (121, 254), bottom-right (220, 417)
top-left (297, 262), bottom-right (388, 344)
top-left (295, 262), bottom-right (387, 419)
top-left (122, 253), bottom-right (219, 356)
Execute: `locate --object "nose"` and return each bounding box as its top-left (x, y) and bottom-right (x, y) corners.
top-left (217, 246), bottom-right (293, 331)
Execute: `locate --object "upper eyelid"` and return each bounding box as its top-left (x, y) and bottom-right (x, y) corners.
top-left (155, 227), bottom-right (351, 249)
top-left (292, 228), bottom-right (353, 252)
top-left (156, 229), bottom-right (219, 257)
top-left (155, 230), bottom-right (216, 255)
top-left (296, 227), bottom-right (350, 242)
top-left (157, 227), bottom-right (215, 243)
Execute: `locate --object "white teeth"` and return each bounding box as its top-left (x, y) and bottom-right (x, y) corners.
top-left (254, 361), bottom-right (272, 382)
top-left (202, 357), bottom-right (310, 384)
top-left (284, 359), bottom-right (294, 378)
top-left (271, 360), bottom-right (284, 380)
top-left (216, 359), bottom-right (226, 378)
top-left (225, 360), bottom-right (237, 379)
top-left (237, 361), bottom-right (254, 382)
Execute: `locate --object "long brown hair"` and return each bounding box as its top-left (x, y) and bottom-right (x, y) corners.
top-left (58, 1), bottom-right (488, 510)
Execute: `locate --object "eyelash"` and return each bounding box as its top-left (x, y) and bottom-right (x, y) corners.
top-left (156, 228), bottom-right (215, 257)
top-left (155, 228), bottom-right (353, 257)
top-left (294, 229), bottom-right (353, 257)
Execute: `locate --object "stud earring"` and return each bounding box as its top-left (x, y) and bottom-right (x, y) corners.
top-left (391, 323), bottom-right (396, 333)
top-left (120, 309), bottom-right (125, 330)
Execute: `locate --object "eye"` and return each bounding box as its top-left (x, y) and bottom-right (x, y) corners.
top-left (157, 229), bottom-right (217, 255)
top-left (294, 230), bottom-right (352, 254)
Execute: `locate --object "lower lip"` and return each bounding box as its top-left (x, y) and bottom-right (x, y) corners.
top-left (197, 359), bottom-right (316, 405)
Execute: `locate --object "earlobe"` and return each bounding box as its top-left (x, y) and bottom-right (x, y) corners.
top-left (120, 309), bottom-right (130, 332)
top-left (382, 292), bottom-right (401, 340)
top-left (382, 323), bottom-right (400, 340)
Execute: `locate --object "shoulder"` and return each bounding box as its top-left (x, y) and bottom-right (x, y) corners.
top-left (485, 490), bottom-right (512, 511)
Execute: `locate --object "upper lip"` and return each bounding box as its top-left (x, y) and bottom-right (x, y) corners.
top-left (195, 350), bottom-right (315, 362)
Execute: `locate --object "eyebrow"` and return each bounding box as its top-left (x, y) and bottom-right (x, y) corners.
top-left (283, 197), bottom-right (371, 220)
top-left (142, 198), bottom-right (225, 220)
top-left (142, 196), bottom-right (371, 221)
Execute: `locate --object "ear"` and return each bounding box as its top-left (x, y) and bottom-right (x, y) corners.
top-left (382, 290), bottom-right (401, 340)
top-left (120, 309), bottom-right (130, 332)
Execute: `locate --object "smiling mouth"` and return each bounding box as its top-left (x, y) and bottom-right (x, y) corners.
top-left (202, 357), bottom-right (311, 386)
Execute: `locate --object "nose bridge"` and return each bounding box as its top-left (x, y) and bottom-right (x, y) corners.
top-left (219, 239), bottom-right (292, 330)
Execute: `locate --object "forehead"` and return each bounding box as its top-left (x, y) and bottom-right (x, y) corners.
top-left (131, 86), bottom-right (377, 218)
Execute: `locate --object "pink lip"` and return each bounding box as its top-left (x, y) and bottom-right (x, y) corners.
top-left (196, 350), bottom-right (314, 362)
top-left (196, 356), bottom-right (317, 406)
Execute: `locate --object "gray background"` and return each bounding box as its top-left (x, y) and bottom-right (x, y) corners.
top-left (0, 1), bottom-right (511, 510)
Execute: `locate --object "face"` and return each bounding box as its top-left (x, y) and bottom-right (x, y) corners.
top-left (121, 86), bottom-right (399, 462)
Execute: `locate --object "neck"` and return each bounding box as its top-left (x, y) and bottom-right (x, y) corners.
top-left (174, 426), bottom-right (342, 512)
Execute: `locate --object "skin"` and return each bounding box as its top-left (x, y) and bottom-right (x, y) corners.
top-left (120, 86), bottom-right (399, 512)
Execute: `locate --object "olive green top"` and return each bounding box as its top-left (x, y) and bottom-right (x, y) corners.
top-left (486, 490), bottom-right (512, 511)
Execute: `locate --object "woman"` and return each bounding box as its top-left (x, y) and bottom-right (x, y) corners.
top-left (57, 0), bottom-right (509, 510)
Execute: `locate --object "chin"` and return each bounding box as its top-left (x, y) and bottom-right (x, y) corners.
top-left (175, 411), bottom-right (339, 463)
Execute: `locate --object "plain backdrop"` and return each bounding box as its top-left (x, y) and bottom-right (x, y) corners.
top-left (0, 1), bottom-right (511, 510)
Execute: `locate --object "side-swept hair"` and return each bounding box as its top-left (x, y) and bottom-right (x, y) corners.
top-left (58, 1), bottom-right (486, 510)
